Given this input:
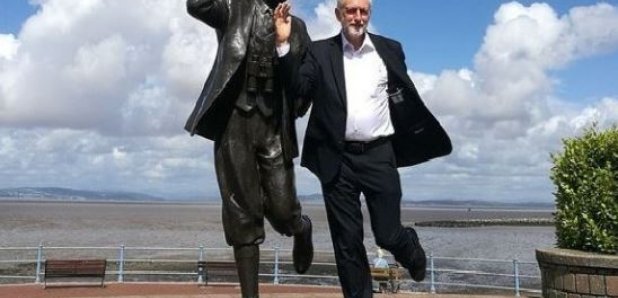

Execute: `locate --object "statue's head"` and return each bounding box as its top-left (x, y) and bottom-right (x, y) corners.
top-left (264, 0), bottom-right (285, 9)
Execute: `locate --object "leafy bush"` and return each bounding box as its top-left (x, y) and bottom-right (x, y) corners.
top-left (550, 125), bottom-right (618, 254)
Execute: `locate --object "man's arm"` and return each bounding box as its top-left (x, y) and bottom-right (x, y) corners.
top-left (187, 0), bottom-right (229, 30)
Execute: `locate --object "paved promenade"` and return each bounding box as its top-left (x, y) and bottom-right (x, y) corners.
top-left (0, 283), bottom-right (527, 298)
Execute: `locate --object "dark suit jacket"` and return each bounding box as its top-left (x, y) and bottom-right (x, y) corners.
top-left (184, 0), bottom-right (311, 161)
top-left (281, 33), bottom-right (452, 183)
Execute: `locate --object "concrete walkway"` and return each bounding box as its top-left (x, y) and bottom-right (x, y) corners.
top-left (0, 283), bottom-right (529, 298)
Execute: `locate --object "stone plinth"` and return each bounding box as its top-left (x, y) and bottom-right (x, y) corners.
top-left (536, 248), bottom-right (618, 297)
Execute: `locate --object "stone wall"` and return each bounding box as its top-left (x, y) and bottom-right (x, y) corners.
top-left (536, 248), bottom-right (618, 298)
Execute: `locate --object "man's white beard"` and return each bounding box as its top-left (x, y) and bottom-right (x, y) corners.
top-left (345, 25), bottom-right (366, 38)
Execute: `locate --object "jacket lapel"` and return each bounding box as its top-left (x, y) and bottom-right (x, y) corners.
top-left (329, 35), bottom-right (347, 107)
top-left (370, 33), bottom-right (409, 89)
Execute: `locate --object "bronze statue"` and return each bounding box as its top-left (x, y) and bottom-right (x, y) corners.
top-left (184, 0), bottom-right (313, 297)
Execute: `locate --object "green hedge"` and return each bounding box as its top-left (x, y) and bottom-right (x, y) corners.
top-left (550, 125), bottom-right (618, 254)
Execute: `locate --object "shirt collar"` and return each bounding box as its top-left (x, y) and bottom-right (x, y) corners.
top-left (341, 31), bottom-right (375, 54)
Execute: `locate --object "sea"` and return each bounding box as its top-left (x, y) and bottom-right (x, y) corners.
top-left (0, 200), bottom-right (555, 293)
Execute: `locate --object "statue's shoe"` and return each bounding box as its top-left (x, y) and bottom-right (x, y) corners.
top-left (293, 215), bottom-right (313, 274)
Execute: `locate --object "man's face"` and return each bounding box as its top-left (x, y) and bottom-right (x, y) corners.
top-left (335, 0), bottom-right (371, 41)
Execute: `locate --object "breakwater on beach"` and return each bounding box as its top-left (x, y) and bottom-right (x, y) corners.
top-left (415, 218), bottom-right (554, 228)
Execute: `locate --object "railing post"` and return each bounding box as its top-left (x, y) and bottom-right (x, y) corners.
top-left (117, 244), bottom-right (125, 283)
top-left (197, 245), bottom-right (205, 283)
top-left (34, 244), bottom-right (43, 283)
top-left (513, 259), bottom-right (520, 297)
top-left (430, 252), bottom-right (436, 294)
top-left (273, 246), bottom-right (280, 285)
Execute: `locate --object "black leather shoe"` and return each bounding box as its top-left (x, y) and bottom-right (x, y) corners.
top-left (293, 215), bottom-right (313, 274)
top-left (406, 227), bottom-right (426, 282)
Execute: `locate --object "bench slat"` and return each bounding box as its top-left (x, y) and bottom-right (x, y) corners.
top-left (204, 261), bottom-right (237, 275)
top-left (44, 259), bottom-right (107, 288)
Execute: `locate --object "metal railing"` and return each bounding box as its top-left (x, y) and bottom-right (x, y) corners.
top-left (0, 245), bottom-right (541, 296)
top-left (425, 253), bottom-right (540, 296)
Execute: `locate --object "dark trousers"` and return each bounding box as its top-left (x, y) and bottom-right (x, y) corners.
top-left (214, 108), bottom-right (303, 246)
top-left (322, 139), bottom-right (416, 298)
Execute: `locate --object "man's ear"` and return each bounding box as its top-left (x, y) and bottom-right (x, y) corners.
top-left (334, 7), bottom-right (342, 22)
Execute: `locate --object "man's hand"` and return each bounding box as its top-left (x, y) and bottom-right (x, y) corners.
top-left (274, 2), bottom-right (292, 46)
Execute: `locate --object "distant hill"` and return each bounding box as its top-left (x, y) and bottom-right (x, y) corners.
top-left (0, 187), bottom-right (555, 209)
top-left (0, 187), bottom-right (165, 202)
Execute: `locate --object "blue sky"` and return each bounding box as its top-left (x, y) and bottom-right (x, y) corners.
top-left (0, 1), bottom-right (36, 33)
top-left (1, 0), bottom-right (617, 202)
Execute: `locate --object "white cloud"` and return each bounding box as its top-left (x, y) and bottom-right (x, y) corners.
top-left (162, 11), bottom-right (217, 102)
top-left (0, 0), bottom-right (219, 197)
top-left (0, 34), bottom-right (20, 61)
top-left (0, 127), bottom-right (216, 197)
top-left (568, 3), bottom-right (618, 57)
top-left (304, 0), bottom-right (341, 40)
top-left (422, 1), bottom-right (618, 132)
top-left (410, 1), bottom-right (618, 201)
top-left (0, 0), bottom-right (213, 135)
top-left (65, 35), bottom-right (127, 86)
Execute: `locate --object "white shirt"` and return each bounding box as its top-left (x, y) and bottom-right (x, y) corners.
top-left (342, 33), bottom-right (394, 142)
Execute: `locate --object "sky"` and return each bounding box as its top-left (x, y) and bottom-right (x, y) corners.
top-left (1, 0), bottom-right (617, 202)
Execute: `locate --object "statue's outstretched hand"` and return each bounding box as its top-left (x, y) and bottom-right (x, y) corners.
top-left (274, 2), bottom-right (292, 46)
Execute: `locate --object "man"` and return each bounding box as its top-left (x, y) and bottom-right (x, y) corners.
top-left (275, 0), bottom-right (451, 297)
top-left (371, 248), bottom-right (390, 293)
top-left (372, 248), bottom-right (389, 269)
top-left (184, 0), bottom-right (313, 297)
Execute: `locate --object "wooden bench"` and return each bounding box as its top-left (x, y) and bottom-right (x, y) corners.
top-left (197, 261), bottom-right (238, 284)
top-left (44, 259), bottom-right (107, 288)
top-left (371, 265), bottom-right (402, 293)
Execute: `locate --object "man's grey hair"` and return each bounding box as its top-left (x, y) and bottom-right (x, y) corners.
top-left (336, 0), bottom-right (372, 9)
